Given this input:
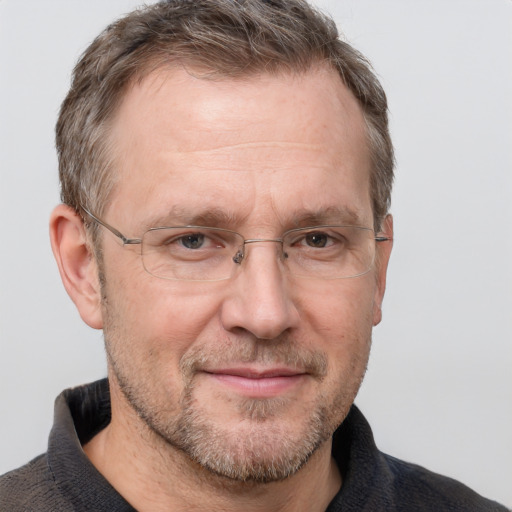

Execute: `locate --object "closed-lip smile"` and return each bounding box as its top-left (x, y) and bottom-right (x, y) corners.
top-left (202, 366), bottom-right (307, 397)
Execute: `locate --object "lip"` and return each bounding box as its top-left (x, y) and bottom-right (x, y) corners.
top-left (202, 367), bottom-right (307, 398)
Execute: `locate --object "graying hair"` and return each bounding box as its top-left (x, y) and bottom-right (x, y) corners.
top-left (56, 0), bottom-right (394, 234)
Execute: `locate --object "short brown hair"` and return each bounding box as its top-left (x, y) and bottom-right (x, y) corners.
top-left (56, 0), bottom-right (394, 231)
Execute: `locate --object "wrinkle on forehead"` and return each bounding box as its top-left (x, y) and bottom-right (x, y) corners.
top-left (162, 140), bottom-right (324, 156)
top-left (151, 148), bottom-right (337, 181)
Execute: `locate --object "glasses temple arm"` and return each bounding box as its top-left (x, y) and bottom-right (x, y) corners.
top-left (81, 206), bottom-right (141, 245)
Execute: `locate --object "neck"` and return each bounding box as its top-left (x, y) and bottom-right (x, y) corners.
top-left (83, 385), bottom-right (342, 512)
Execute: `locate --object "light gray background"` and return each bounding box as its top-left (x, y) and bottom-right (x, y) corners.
top-left (1, 0), bottom-right (511, 507)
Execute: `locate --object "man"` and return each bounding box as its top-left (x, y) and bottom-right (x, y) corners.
top-left (0, 1), bottom-right (508, 510)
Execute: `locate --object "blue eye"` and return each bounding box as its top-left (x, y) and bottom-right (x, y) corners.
top-left (180, 233), bottom-right (205, 249)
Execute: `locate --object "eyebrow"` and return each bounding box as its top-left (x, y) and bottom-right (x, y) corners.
top-left (142, 205), bottom-right (367, 231)
top-left (288, 206), bottom-right (367, 228)
top-left (142, 206), bottom-right (245, 230)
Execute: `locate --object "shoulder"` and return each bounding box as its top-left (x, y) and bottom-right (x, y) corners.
top-left (331, 406), bottom-right (509, 511)
top-left (0, 454), bottom-right (66, 511)
top-left (382, 453), bottom-right (509, 511)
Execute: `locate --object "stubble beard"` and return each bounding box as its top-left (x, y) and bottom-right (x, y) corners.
top-left (102, 297), bottom-right (370, 484)
top-left (167, 382), bottom-right (331, 482)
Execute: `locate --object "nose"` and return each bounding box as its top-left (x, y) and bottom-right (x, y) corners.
top-left (220, 242), bottom-right (300, 340)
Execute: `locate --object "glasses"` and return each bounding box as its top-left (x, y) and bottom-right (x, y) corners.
top-left (82, 208), bottom-right (391, 282)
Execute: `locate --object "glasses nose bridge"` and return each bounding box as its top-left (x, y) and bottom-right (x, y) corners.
top-left (244, 237), bottom-right (284, 246)
top-left (233, 237), bottom-right (285, 265)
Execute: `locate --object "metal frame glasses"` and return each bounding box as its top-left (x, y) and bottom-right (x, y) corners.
top-left (82, 207), bottom-right (391, 282)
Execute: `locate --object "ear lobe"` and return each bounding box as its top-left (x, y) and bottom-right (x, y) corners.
top-left (373, 214), bottom-right (393, 326)
top-left (49, 204), bottom-right (103, 329)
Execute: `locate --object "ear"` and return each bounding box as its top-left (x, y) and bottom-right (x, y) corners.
top-left (49, 204), bottom-right (103, 329)
top-left (373, 214), bottom-right (393, 326)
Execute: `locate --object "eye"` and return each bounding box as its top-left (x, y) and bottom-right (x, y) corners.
top-left (149, 226), bottom-right (244, 253)
top-left (286, 228), bottom-right (349, 253)
top-left (180, 233), bottom-right (206, 249)
top-left (304, 232), bottom-right (331, 248)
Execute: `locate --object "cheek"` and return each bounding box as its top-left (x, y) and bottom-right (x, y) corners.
top-left (296, 277), bottom-right (376, 335)
top-left (296, 278), bottom-right (375, 372)
top-left (105, 269), bottom-right (226, 358)
top-left (102, 278), bottom-right (227, 403)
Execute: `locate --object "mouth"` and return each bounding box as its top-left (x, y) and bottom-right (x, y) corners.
top-left (202, 366), bottom-right (308, 398)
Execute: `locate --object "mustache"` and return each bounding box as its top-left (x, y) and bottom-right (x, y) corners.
top-left (180, 335), bottom-right (328, 380)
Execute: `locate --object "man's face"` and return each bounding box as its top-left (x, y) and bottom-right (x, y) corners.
top-left (96, 66), bottom-right (391, 482)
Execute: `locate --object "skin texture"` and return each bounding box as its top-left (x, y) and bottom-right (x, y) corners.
top-left (50, 66), bottom-right (393, 512)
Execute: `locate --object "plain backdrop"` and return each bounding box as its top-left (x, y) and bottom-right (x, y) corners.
top-left (0, 0), bottom-right (511, 507)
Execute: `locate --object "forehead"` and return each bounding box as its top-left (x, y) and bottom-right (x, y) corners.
top-left (107, 66), bottom-right (372, 228)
